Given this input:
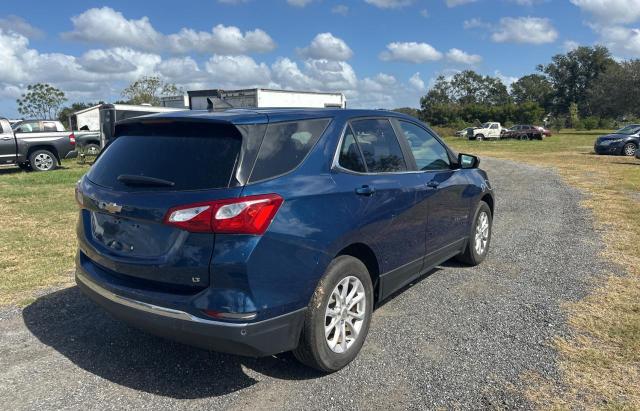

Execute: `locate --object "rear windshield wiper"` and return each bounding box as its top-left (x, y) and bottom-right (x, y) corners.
top-left (117, 174), bottom-right (175, 187)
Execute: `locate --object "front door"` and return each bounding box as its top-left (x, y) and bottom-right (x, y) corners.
top-left (395, 120), bottom-right (471, 262)
top-left (0, 119), bottom-right (16, 164)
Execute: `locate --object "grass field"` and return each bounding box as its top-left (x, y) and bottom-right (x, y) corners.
top-left (0, 161), bottom-right (87, 306)
top-left (444, 131), bottom-right (640, 408)
top-left (0, 131), bottom-right (638, 407)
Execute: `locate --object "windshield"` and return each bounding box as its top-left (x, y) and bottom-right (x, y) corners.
top-left (614, 125), bottom-right (640, 135)
top-left (481, 123), bottom-right (490, 128)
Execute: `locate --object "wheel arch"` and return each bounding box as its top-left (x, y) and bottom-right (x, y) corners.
top-left (481, 193), bottom-right (494, 216)
top-left (336, 243), bottom-right (380, 300)
top-left (27, 145), bottom-right (60, 163)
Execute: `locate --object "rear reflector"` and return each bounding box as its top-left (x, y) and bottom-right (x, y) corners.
top-left (164, 194), bottom-right (284, 235)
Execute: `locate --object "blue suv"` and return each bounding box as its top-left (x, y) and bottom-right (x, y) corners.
top-left (75, 108), bottom-right (494, 372)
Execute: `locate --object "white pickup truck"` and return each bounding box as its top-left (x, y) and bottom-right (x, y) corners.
top-left (468, 122), bottom-right (506, 141)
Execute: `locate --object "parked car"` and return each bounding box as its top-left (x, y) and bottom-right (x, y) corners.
top-left (74, 108), bottom-right (495, 372)
top-left (503, 125), bottom-right (544, 140)
top-left (0, 118), bottom-right (76, 171)
top-left (469, 122), bottom-right (503, 140)
top-left (455, 127), bottom-right (476, 137)
top-left (536, 126), bottom-right (552, 137)
top-left (594, 124), bottom-right (640, 156)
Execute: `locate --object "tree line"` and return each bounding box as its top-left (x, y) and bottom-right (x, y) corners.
top-left (13, 76), bottom-right (181, 127)
top-left (399, 45), bottom-right (640, 130)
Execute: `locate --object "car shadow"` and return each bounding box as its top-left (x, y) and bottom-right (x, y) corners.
top-left (610, 161), bottom-right (640, 166)
top-left (0, 166), bottom-right (23, 175)
top-left (22, 286), bottom-right (322, 400)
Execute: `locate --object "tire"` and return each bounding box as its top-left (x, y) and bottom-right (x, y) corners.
top-left (622, 143), bottom-right (637, 157)
top-left (476, 134), bottom-right (484, 141)
top-left (456, 201), bottom-right (492, 266)
top-left (293, 255), bottom-right (374, 372)
top-left (519, 134), bottom-right (529, 141)
top-left (29, 149), bottom-right (58, 172)
top-left (84, 143), bottom-right (101, 156)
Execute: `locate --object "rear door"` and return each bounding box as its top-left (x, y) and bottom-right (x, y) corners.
top-left (78, 120), bottom-right (248, 289)
top-left (332, 118), bottom-right (426, 298)
top-left (395, 120), bottom-right (471, 263)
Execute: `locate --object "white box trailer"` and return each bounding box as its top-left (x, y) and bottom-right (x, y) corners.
top-left (188, 88), bottom-right (346, 111)
top-left (70, 104), bottom-right (184, 147)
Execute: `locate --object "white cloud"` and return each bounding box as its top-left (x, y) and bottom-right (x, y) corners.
top-left (205, 55), bottom-right (272, 88)
top-left (167, 25), bottom-right (275, 54)
top-left (445, 0), bottom-right (477, 7)
top-left (420, 9), bottom-right (429, 17)
top-left (0, 15), bottom-right (43, 38)
top-left (379, 42), bottom-right (443, 63)
top-left (463, 18), bottom-right (490, 29)
top-left (409, 72), bottom-right (425, 90)
top-left (287, 0), bottom-right (314, 6)
top-left (364, 0), bottom-right (413, 9)
top-left (570, 0), bottom-right (640, 25)
top-left (597, 26), bottom-right (640, 57)
top-left (491, 17), bottom-right (558, 44)
top-left (494, 70), bottom-right (519, 88)
top-left (298, 33), bottom-right (353, 61)
top-left (63, 7), bottom-right (275, 55)
top-left (332, 5), bottom-right (349, 15)
top-left (446, 48), bottom-right (482, 64)
top-left (563, 40), bottom-right (580, 51)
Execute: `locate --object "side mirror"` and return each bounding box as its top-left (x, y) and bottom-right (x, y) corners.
top-left (458, 153), bottom-right (480, 169)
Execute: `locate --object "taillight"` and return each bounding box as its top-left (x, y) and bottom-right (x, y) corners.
top-left (69, 133), bottom-right (76, 146)
top-left (164, 194), bottom-right (284, 235)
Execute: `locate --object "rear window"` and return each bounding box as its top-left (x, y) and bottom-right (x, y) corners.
top-left (87, 122), bottom-right (242, 191)
top-left (248, 118), bottom-right (330, 183)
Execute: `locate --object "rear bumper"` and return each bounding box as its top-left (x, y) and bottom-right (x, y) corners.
top-left (75, 268), bottom-right (306, 357)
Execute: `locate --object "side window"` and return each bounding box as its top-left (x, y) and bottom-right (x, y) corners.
top-left (398, 121), bottom-right (451, 171)
top-left (43, 122), bottom-right (57, 132)
top-left (249, 118), bottom-right (330, 182)
top-left (338, 126), bottom-right (366, 172)
top-left (490, 124), bottom-right (499, 129)
top-left (16, 121), bottom-right (41, 133)
top-left (350, 119), bottom-right (406, 173)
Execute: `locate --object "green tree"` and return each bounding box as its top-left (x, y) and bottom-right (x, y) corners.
top-left (588, 59), bottom-right (640, 119)
top-left (16, 83), bottom-right (67, 119)
top-left (510, 74), bottom-right (554, 111)
top-left (568, 102), bottom-right (580, 128)
top-left (121, 76), bottom-right (182, 106)
top-left (538, 45), bottom-right (614, 115)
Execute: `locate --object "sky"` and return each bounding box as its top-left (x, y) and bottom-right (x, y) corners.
top-left (1, 0), bottom-right (639, 118)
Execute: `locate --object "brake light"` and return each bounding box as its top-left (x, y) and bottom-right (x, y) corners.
top-left (164, 194), bottom-right (284, 235)
top-left (69, 133), bottom-right (76, 146)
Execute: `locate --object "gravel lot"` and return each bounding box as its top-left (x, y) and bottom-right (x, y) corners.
top-left (0, 158), bottom-right (611, 410)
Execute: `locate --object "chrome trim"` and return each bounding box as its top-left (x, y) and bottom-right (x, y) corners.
top-left (76, 270), bottom-right (257, 325)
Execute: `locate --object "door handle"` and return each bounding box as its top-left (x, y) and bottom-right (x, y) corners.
top-left (355, 185), bottom-right (375, 196)
top-left (427, 180), bottom-right (440, 189)
top-left (1, 136), bottom-right (11, 140)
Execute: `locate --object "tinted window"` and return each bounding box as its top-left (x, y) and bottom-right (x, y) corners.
top-left (398, 121), bottom-right (450, 171)
top-left (350, 119), bottom-right (406, 173)
top-left (87, 123), bottom-right (242, 191)
top-left (249, 119), bottom-right (330, 182)
top-left (338, 127), bottom-right (366, 172)
top-left (15, 121), bottom-right (41, 133)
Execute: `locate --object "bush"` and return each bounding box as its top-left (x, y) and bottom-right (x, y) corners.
top-left (432, 126), bottom-right (458, 137)
top-left (582, 116), bottom-right (599, 130)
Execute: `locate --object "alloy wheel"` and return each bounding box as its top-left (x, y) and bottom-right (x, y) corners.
top-left (33, 153), bottom-right (54, 171)
top-left (324, 276), bottom-right (366, 354)
top-left (623, 144), bottom-right (636, 156)
top-left (474, 211), bottom-right (490, 255)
